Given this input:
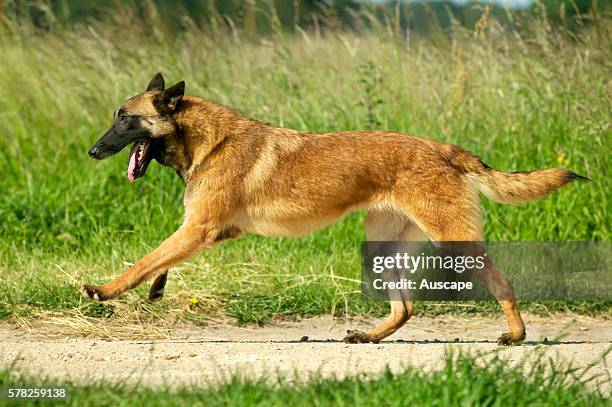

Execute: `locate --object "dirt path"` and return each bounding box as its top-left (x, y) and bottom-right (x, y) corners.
top-left (1, 314), bottom-right (610, 390)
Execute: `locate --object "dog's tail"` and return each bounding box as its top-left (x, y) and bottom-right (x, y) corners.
top-left (449, 148), bottom-right (589, 204)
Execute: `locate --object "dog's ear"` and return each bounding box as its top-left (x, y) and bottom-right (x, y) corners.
top-left (156, 81), bottom-right (185, 113)
top-left (146, 72), bottom-right (165, 92)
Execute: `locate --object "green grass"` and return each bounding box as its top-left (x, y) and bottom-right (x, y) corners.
top-left (0, 352), bottom-right (609, 406)
top-left (0, 4), bottom-right (610, 323)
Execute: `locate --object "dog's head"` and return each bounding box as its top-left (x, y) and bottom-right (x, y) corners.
top-left (88, 73), bottom-right (184, 182)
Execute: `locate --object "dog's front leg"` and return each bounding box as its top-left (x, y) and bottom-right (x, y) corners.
top-left (81, 223), bottom-right (218, 301)
top-left (145, 226), bottom-right (242, 303)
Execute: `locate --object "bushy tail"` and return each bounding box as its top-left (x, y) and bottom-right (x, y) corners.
top-left (449, 149), bottom-right (589, 204)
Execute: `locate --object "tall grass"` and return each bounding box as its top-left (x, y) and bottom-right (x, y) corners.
top-left (0, 2), bottom-right (609, 322)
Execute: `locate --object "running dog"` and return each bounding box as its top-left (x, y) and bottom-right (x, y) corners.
top-left (84, 73), bottom-right (587, 344)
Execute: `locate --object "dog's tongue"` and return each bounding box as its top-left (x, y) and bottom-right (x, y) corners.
top-left (127, 144), bottom-right (138, 183)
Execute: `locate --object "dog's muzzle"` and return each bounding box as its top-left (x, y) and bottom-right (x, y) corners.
top-left (88, 146), bottom-right (100, 158)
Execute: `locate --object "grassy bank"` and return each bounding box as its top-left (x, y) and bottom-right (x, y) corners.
top-left (0, 4), bottom-right (609, 323)
top-left (0, 352), bottom-right (609, 406)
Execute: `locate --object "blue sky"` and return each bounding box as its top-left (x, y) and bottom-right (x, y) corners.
top-left (363, 0), bottom-right (534, 9)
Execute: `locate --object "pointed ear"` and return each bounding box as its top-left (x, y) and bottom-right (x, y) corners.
top-left (158, 81), bottom-right (185, 112)
top-left (146, 72), bottom-right (165, 92)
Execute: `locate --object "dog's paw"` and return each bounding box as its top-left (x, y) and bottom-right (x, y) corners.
top-left (147, 273), bottom-right (168, 303)
top-left (147, 288), bottom-right (164, 303)
top-left (343, 330), bottom-right (372, 344)
top-left (497, 332), bottom-right (525, 346)
top-left (81, 284), bottom-right (107, 302)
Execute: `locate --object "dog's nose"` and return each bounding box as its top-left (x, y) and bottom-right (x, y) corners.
top-left (88, 146), bottom-right (98, 158)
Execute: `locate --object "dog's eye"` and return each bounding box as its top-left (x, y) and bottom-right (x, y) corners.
top-left (120, 115), bottom-right (128, 123)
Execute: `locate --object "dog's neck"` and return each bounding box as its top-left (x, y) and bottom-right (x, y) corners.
top-left (154, 129), bottom-right (192, 182)
top-left (168, 97), bottom-right (263, 182)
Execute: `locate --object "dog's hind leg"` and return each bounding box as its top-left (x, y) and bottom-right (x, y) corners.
top-left (395, 181), bottom-right (526, 345)
top-left (467, 258), bottom-right (526, 345)
top-left (344, 210), bottom-right (427, 344)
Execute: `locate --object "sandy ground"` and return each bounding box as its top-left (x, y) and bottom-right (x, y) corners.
top-left (1, 314), bottom-right (610, 390)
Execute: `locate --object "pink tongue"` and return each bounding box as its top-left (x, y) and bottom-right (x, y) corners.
top-left (127, 150), bottom-right (136, 183)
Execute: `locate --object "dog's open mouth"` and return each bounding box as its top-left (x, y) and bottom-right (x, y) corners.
top-left (127, 140), bottom-right (153, 182)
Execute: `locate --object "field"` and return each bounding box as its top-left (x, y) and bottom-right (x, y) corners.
top-left (0, 3), bottom-right (609, 325)
top-left (0, 2), bottom-right (610, 404)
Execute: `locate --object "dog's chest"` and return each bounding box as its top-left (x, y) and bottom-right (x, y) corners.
top-left (232, 202), bottom-right (341, 238)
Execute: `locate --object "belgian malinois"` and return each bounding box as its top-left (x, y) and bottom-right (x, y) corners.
top-left (84, 73), bottom-right (587, 344)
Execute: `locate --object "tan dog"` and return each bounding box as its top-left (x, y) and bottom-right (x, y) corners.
top-left (84, 73), bottom-right (587, 344)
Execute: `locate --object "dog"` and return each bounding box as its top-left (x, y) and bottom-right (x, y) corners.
top-left (84, 73), bottom-right (587, 344)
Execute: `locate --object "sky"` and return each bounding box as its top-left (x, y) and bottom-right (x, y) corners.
top-left (363, 0), bottom-right (534, 9)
